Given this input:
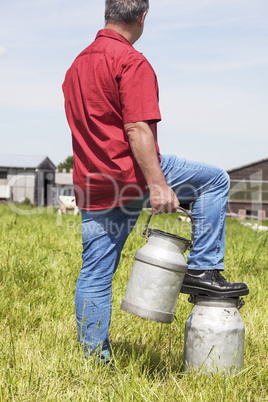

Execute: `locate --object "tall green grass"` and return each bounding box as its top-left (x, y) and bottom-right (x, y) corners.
top-left (0, 204), bottom-right (267, 401)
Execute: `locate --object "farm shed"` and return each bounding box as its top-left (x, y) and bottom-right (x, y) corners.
top-left (0, 155), bottom-right (56, 206)
top-left (54, 170), bottom-right (74, 200)
top-left (227, 157), bottom-right (268, 219)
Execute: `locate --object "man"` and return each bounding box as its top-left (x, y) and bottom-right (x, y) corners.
top-left (63, 0), bottom-right (249, 362)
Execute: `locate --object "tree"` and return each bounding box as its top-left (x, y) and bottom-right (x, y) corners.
top-left (57, 156), bottom-right (74, 173)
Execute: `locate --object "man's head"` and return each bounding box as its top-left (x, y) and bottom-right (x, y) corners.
top-left (105, 0), bottom-right (149, 25)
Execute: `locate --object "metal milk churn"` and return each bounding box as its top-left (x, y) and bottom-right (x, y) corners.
top-left (183, 296), bottom-right (246, 373)
top-left (120, 207), bottom-right (195, 324)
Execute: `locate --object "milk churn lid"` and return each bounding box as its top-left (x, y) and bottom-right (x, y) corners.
top-left (147, 228), bottom-right (192, 249)
top-left (141, 206), bottom-right (195, 249)
top-left (187, 295), bottom-right (245, 309)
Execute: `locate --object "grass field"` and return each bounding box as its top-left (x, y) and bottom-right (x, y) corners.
top-left (0, 203), bottom-right (267, 401)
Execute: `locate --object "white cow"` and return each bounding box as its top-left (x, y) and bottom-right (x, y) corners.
top-left (178, 216), bottom-right (191, 223)
top-left (57, 195), bottom-right (80, 215)
top-left (241, 222), bottom-right (268, 231)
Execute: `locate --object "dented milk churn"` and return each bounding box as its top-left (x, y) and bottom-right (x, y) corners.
top-left (120, 207), bottom-right (194, 324)
top-left (183, 295), bottom-right (246, 373)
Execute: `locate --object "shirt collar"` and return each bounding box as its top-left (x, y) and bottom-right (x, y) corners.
top-left (96, 29), bottom-right (133, 47)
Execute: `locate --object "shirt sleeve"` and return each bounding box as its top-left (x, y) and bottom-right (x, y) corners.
top-left (118, 56), bottom-right (162, 125)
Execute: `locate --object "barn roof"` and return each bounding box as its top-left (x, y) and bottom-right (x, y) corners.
top-left (227, 157), bottom-right (268, 174)
top-left (0, 155), bottom-right (56, 170)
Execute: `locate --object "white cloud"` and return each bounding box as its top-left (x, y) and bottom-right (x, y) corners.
top-left (174, 57), bottom-right (268, 73)
top-left (157, 79), bottom-right (268, 169)
top-left (160, 84), bottom-right (268, 141)
top-left (0, 81), bottom-right (63, 111)
top-left (0, 46), bottom-right (6, 57)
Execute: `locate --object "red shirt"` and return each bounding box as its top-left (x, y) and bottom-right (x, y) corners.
top-left (63, 29), bottom-right (161, 209)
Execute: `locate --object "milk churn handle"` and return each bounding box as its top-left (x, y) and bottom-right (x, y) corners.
top-left (141, 206), bottom-right (195, 248)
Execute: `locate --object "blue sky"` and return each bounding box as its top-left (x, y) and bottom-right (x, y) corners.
top-left (0, 0), bottom-right (267, 170)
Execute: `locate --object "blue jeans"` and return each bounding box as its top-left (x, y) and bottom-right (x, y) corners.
top-left (75, 155), bottom-right (230, 361)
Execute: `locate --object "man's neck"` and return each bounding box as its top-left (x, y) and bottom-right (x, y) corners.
top-left (105, 22), bottom-right (140, 45)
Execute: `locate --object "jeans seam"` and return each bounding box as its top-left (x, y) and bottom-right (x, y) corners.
top-left (215, 173), bottom-right (227, 268)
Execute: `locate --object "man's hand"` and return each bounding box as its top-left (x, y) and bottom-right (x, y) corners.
top-left (124, 120), bottom-right (180, 214)
top-left (149, 183), bottom-right (179, 215)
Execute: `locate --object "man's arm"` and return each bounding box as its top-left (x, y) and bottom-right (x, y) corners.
top-left (124, 121), bottom-right (179, 214)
